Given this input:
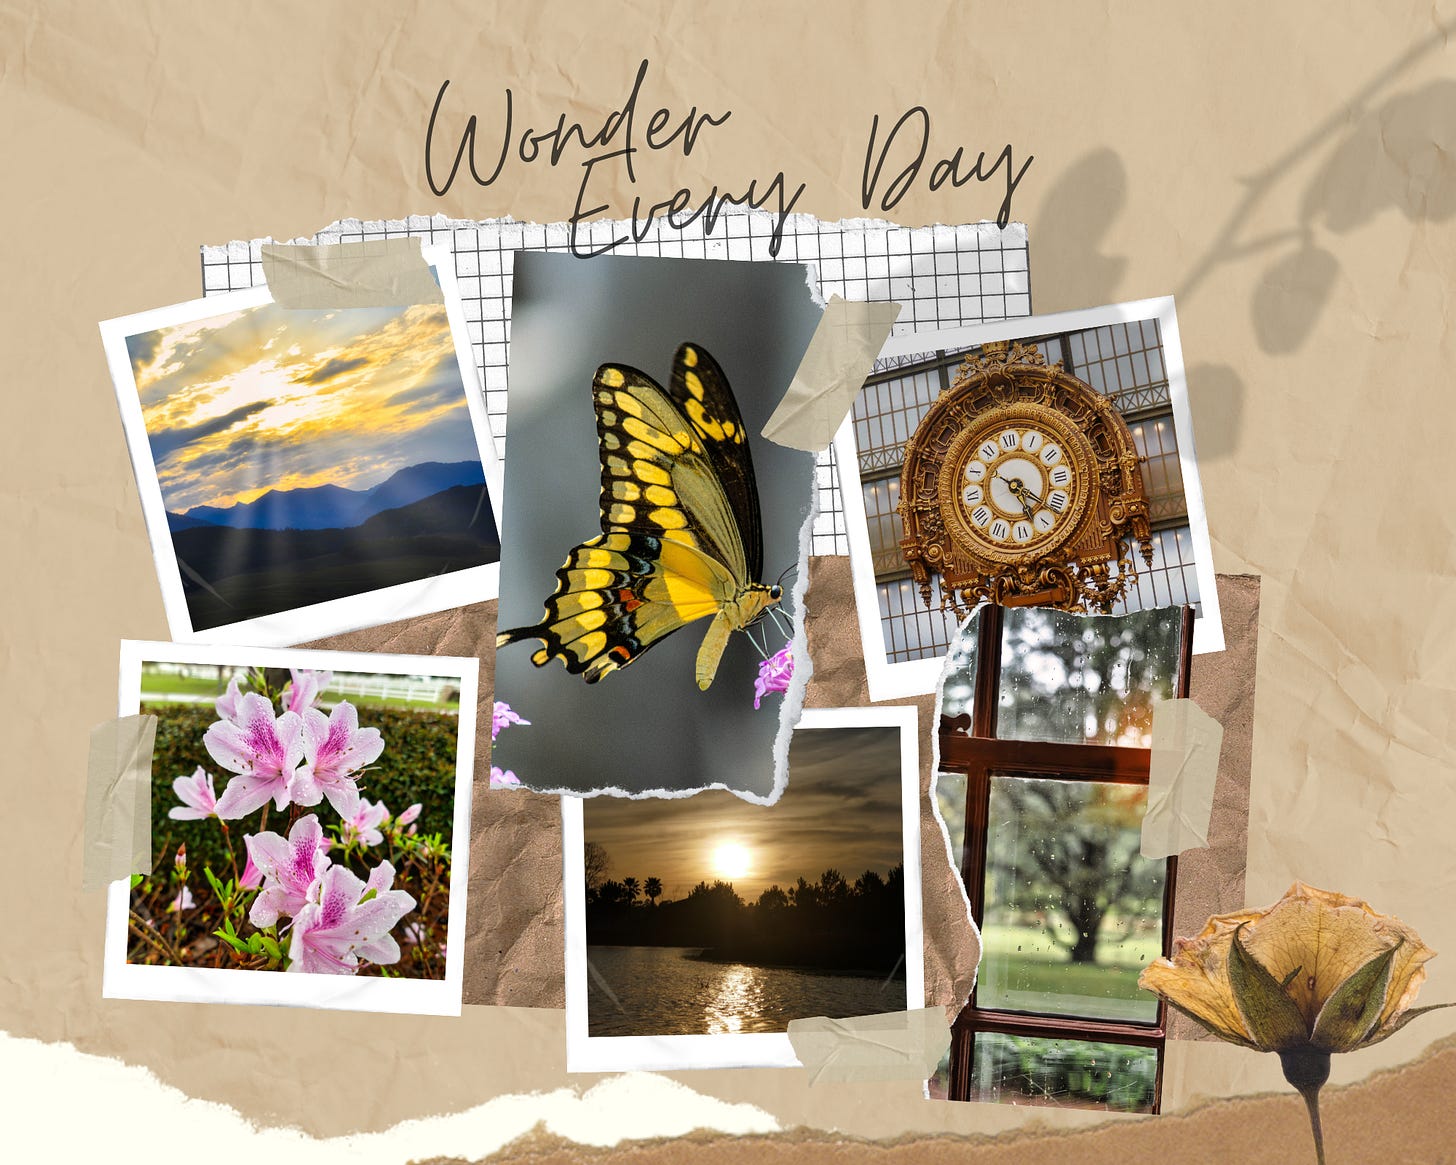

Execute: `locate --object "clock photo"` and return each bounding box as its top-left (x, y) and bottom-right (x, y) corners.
top-left (899, 341), bottom-right (1152, 615)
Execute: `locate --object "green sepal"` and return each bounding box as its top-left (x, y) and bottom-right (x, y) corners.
top-left (1229, 922), bottom-right (1310, 1051)
top-left (1310, 942), bottom-right (1398, 1052)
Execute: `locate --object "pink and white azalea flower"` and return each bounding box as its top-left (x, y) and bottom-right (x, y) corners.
top-left (753, 643), bottom-right (794, 710)
top-left (214, 676), bottom-right (246, 724)
top-left (239, 851), bottom-right (263, 890)
top-left (492, 701), bottom-right (529, 740)
top-left (341, 797), bottom-right (390, 848)
top-left (168, 886), bottom-right (195, 912)
top-left (281, 668), bottom-right (333, 716)
top-left (291, 701), bottom-right (384, 818)
top-left (394, 802), bottom-right (422, 827)
top-left (245, 814), bottom-right (330, 928)
top-left (207, 693), bottom-right (305, 819)
top-left (287, 861), bottom-right (416, 976)
top-left (168, 767), bottom-right (218, 820)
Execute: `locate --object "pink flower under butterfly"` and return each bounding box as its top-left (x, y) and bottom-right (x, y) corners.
top-left (167, 766), bottom-right (219, 820)
top-left (492, 700), bottom-right (529, 740)
top-left (290, 700), bottom-right (384, 818)
top-left (287, 861), bottom-right (416, 976)
top-left (206, 692), bottom-right (306, 818)
top-left (753, 643), bottom-right (794, 710)
top-left (245, 813), bottom-right (330, 928)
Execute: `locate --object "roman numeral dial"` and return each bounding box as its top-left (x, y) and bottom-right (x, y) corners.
top-left (948, 416), bottom-right (1087, 558)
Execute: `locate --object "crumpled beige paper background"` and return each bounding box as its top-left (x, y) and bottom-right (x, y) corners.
top-left (7, 0), bottom-right (1456, 1158)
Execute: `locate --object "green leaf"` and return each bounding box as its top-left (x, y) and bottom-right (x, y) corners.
top-left (1229, 923), bottom-right (1311, 1052)
top-left (1311, 942), bottom-right (1398, 1052)
top-left (129, 874), bottom-right (143, 889)
top-left (245, 934), bottom-right (265, 955)
top-left (214, 928), bottom-right (249, 955)
top-left (260, 936), bottom-right (282, 961)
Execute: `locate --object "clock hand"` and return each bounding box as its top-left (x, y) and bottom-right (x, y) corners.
top-left (995, 472), bottom-right (1042, 517)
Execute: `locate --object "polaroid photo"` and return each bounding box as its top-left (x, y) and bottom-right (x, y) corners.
top-left (99, 245), bottom-right (502, 646)
top-left (492, 253), bottom-right (822, 799)
top-left (833, 297), bottom-right (1223, 702)
top-left (102, 640), bottom-right (477, 1015)
top-left (563, 705), bottom-right (924, 1072)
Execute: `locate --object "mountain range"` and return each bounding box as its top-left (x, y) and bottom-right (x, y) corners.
top-left (166, 460), bottom-right (485, 532)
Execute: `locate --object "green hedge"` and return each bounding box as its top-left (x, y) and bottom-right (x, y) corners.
top-left (146, 701), bottom-right (461, 875)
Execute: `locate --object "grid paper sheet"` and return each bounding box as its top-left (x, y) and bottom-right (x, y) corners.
top-left (202, 213), bottom-right (1031, 555)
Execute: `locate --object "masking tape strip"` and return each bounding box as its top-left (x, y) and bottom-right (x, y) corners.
top-left (761, 295), bottom-right (903, 452)
top-left (260, 237), bottom-right (445, 309)
top-left (1140, 697), bottom-right (1224, 860)
top-left (786, 1008), bottom-right (950, 1084)
top-left (82, 714), bottom-right (157, 892)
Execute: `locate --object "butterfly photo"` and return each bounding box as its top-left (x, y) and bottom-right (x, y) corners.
top-left (492, 252), bottom-right (821, 796)
top-left (497, 343), bottom-right (787, 691)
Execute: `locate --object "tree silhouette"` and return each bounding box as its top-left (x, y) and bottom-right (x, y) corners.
top-left (643, 876), bottom-right (662, 906)
top-left (622, 876), bottom-right (640, 905)
top-left (584, 842), bottom-right (610, 894)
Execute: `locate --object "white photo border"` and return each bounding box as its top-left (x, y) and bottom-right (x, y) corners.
top-left (833, 297), bottom-right (1225, 702)
top-left (562, 704), bottom-right (924, 1072)
top-left (98, 245), bottom-right (503, 647)
top-left (102, 639), bottom-right (478, 1016)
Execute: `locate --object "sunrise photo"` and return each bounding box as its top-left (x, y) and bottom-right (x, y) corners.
top-left (100, 255), bottom-right (501, 642)
top-left (563, 707), bottom-right (923, 1070)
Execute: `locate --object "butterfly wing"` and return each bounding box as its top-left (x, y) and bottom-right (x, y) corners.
top-left (666, 342), bottom-right (763, 581)
top-left (497, 347), bottom-right (766, 684)
top-left (495, 531), bottom-right (740, 683)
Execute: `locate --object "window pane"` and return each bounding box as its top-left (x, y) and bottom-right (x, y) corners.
top-left (968, 1032), bottom-right (1157, 1113)
top-left (938, 625), bottom-right (979, 723)
top-left (935, 770), bottom-right (968, 869)
top-left (978, 774), bottom-right (1164, 1023)
top-left (995, 606), bottom-right (1183, 747)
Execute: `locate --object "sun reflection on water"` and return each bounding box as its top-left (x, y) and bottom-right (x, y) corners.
top-left (704, 964), bottom-right (765, 1034)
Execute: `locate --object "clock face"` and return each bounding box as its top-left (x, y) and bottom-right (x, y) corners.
top-left (950, 418), bottom-right (1085, 557)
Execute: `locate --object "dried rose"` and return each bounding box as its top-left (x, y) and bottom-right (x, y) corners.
top-left (1139, 882), bottom-right (1452, 1163)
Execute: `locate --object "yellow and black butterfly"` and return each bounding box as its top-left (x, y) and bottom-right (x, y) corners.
top-left (496, 342), bottom-right (783, 691)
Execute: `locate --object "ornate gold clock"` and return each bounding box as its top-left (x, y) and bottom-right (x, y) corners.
top-left (898, 341), bottom-right (1152, 614)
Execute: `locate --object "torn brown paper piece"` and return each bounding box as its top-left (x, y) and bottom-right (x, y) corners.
top-left (761, 295), bottom-right (903, 452)
top-left (82, 714), bottom-right (156, 892)
top-left (787, 1008), bottom-right (951, 1084)
top-left (260, 236), bottom-right (445, 309)
top-left (1141, 697), bottom-right (1225, 859)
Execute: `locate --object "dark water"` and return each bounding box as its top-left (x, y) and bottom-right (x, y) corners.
top-left (586, 945), bottom-right (901, 1036)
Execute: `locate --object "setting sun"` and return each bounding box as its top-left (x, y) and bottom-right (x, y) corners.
top-left (710, 840), bottom-right (752, 880)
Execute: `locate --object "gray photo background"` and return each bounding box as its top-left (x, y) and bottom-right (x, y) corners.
top-left (493, 253), bottom-right (822, 796)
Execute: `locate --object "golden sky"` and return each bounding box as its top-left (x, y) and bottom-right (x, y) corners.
top-left (583, 726), bottom-right (905, 902)
top-left (127, 300), bottom-right (483, 513)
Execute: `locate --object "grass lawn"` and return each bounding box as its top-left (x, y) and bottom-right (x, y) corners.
top-left (977, 922), bottom-right (1161, 1023)
top-left (138, 673), bottom-right (460, 712)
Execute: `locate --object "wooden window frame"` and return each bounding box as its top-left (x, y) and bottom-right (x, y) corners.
top-left (943, 603), bottom-right (1195, 1111)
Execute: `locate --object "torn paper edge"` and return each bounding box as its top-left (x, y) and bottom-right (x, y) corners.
top-left (101, 639), bottom-right (478, 1016)
top-left (832, 297), bottom-right (1227, 705)
top-left (1140, 697), bottom-right (1224, 859)
top-left (82, 713), bottom-right (157, 892)
top-left (260, 236), bottom-right (445, 309)
top-left (97, 244), bottom-right (504, 647)
top-left (561, 704), bottom-right (924, 1072)
top-left (762, 296), bottom-right (904, 453)
top-left (786, 1008), bottom-right (952, 1084)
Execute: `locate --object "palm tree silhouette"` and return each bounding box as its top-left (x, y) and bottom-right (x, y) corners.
top-left (643, 876), bottom-right (662, 907)
top-left (621, 876), bottom-right (641, 905)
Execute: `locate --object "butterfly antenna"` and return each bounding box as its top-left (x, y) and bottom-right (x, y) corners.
top-left (775, 562), bottom-right (799, 589)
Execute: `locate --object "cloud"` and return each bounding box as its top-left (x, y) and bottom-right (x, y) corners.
top-left (293, 354), bottom-right (372, 386)
top-left (148, 401), bottom-right (270, 463)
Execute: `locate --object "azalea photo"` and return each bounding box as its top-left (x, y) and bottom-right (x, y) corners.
top-left (103, 641), bottom-right (477, 1015)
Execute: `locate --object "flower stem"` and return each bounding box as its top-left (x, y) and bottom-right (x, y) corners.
top-left (1279, 1049), bottom-right (1331, 1165)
